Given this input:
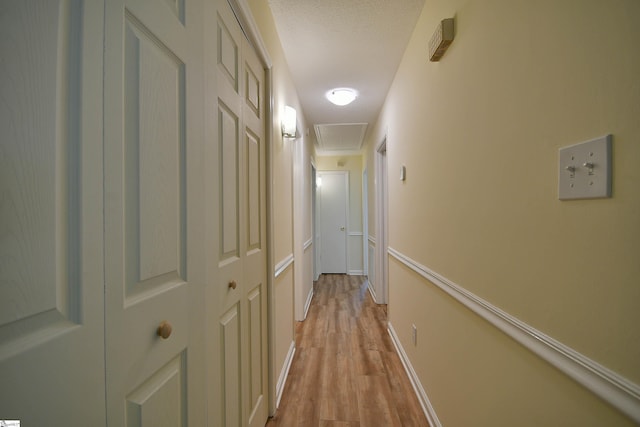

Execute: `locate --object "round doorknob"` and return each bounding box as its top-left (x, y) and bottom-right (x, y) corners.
top-left (156, 321), bottom-right (172, 339)
top-left (228, 280), bottom-right (237, 290)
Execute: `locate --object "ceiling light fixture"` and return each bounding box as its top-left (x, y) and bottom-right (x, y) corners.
top-left (326, 88), bottom-right (357, 106)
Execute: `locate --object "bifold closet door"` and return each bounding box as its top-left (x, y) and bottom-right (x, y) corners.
top-left (104, 0), bottom-right (206, 425)
top-left (213, 1), bottom-right (269, 426)
top-left (0, 2), bottom-right (105, 425)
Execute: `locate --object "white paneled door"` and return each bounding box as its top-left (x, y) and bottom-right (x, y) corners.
top-left (209, 1), bottom-right (268, 426)
top-left (212, 2), bottom-right (269, 426)
top-left (319, 171), bottom-right (349, 274)
top-left (104, 0), bottom-right (206, 426)
top-left (0, 2), bottom-right (105, 425)
top-left (1, 0), bottom-right (268, 426)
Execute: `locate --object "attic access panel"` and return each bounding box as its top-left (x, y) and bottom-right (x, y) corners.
top-left (314, 123), bottom-right (368, 152)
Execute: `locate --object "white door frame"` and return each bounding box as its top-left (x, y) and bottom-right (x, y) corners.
top-left (375, 138), bottom-right (389, 304)
top-left (362, 168), bottom-right (369, 278)
top-left (312, 161), bottom-right (320, 281)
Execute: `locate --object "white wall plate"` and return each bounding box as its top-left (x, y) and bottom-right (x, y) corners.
top-left (558, 134), bottom-right (612, 200)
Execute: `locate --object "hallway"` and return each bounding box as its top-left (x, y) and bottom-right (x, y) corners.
top-left (266, 274), bottom-right (428, 426)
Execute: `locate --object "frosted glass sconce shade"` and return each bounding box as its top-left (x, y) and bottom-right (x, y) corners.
top-left (282, 106), bottom-right (297, 138)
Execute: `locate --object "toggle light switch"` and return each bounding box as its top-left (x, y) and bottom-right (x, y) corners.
top-left (558, 134), bottom-right (612, 200)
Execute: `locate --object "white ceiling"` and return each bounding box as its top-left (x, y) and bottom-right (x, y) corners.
top-left (267, 0), bottom-right (425, 155)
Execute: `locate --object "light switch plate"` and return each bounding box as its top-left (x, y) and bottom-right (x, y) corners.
top-left (558, 134), bottom-right (612, 200)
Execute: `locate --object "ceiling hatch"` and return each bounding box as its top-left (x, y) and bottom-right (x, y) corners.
top-left (314, 123), bottom-right (368, 154)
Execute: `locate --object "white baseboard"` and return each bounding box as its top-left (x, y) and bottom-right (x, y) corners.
top-left (388, 322), bottom-right (442, 427)
top-left (348, 270), bottom-right (364, 276)
top-left (367, 281), bottom-right (379, 303)
top-left (303, 288), bottom-right (314, 319)
top-left (388, 247), bottom-right (640, 424)
top-left (275, 341), bottom-right (296, 408)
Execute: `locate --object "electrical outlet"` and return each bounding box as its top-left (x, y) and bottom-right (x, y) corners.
top-left (411, 324), bottom-right (417, 346)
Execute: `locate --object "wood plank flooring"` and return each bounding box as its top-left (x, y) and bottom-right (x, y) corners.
top-left (265, 274), bottom-right (429, 427)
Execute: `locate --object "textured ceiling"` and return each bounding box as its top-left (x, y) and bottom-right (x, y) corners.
top-left (268, 0), bottom-right (425, 155)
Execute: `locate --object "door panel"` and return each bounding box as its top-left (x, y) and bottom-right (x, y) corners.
top-left (126, 354), bottom-right (187, 427)
top-left (319, 172), bottom-right (349, 273)
top-left (220, 101), bottom-right (240, 262)
top-left (242, 26), bottom-right (268, 427)
top-left (123, 12), bottom-right (186, 299)
top-left (105, 0), bottom-right (203, 425)
top-left (0, 2), bottom-right (105, 425)
top-left (221, 304), bottom-right (242, 426)
top-left (214, 1), bottom-right (268, 426)
top-left (248, 284), bottom-right (264, 415)
top-left (247, 130), bottom-right (262, 252)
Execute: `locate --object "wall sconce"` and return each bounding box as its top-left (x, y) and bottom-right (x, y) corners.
top-left (282, 105), bottom-right (297, 138)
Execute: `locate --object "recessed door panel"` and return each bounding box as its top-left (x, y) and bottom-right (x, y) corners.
top-left (246, 130), bottom-right (261, 252)
top-left (162, 0), bottom-right (184, 24)
top-left (0, 2), bottom-right (105, 424)
top-left (248, 284), bottom-right (264, 413)
top-left (0, 0), bottom-right (79, 337)
top-left (218, 15), bottom-right (238, 93)
top-left (245, 66), bottom-right (260, 117)
top-left (126, 354), bottom-right (186, 427)
top-left (124, 14), bottom-right (186, 300)
top-left (221, 304), bottom-right (242, 427)
top-left (219, 102), bottom-right (240, 262)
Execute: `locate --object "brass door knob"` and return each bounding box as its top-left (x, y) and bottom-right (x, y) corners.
top-left (157, 321), bottom-right (172, 339)
top-left (228, 280), bottom-right (237, 290)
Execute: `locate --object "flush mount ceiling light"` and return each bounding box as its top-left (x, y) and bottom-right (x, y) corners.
top-left (326, 88), bottom-right (357, 106)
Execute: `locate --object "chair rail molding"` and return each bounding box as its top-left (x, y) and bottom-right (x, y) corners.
top-left (388, 247), bottom-right (640, 424)
top-left (303, 238), bottom-right (312, 251)
top-left (274, 253), bottom-right (294, 278)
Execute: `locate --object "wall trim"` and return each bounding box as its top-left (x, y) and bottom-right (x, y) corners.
top-left (388, 247), bottom-right (640, 423)
top-left (388, 322), bottom-right (442, 427)
top-left (229, 0), bottom-right (272, 68)
top-left (348, 270), bottom-right (364, 276)
top-left (274, 254), bottom-right (294, 278)
top-left (303, 238), bottom-right (312, 251)
top-left (275, 341), bottom-right (296, 408)
top-left (303, 288), bottom-right (314, 319)
top-left (367, 282), bottom-right (379, 304)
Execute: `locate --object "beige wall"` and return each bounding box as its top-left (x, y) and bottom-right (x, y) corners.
top-left (317, 155), bottom-right (364, 274)
top-left (364, 0), bottom-right (639, 425)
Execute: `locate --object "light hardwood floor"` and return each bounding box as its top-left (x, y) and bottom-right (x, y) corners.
top-left (266, 274), bottom-right (429, 427)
